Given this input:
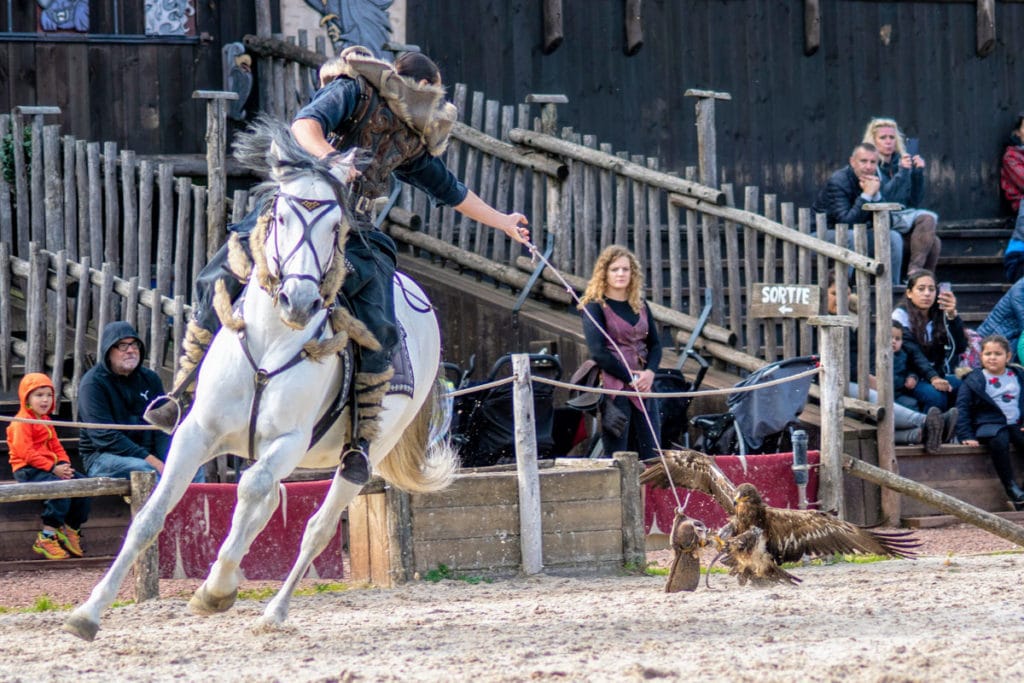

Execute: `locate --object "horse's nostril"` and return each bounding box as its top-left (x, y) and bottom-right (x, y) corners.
top-left (279, 291), bottom-right (290, 307)
top-left (308, 299), bottom-right (322, 316)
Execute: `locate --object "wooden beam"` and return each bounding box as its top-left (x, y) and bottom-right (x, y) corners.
top-left (542, 0), bottom-right (563, 55)
top-left (624, 0), bottom-right (643, 56)
top-left (843, 455), bottom-right (1024, 548)
top-left (804, 0), bottom-right (821, 56)
top-left (977, 0), bottom-right (996, 57)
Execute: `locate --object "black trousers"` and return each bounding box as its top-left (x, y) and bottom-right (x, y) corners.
top-left (981, 424), bottom-right (1024, 489)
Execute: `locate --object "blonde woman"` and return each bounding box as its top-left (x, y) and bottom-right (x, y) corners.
top-left (578, 246), bottom-right (663, 458)
top-left (862, 117), bottom-right (941, 278)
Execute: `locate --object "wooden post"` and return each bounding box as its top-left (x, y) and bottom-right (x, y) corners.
top-left (130, 470), bottom-right (160, 602)
top-left (808, 314), bottom-right (856, 517)
top-left (43, 125), bottom-right (63, 253)
top-left (541, 0), bottom-right (563, 54)
top-left (0, 240), bottom-right (10, 392)
top-left (14, 107), bottom-right (62, 250)
top-left (804, 0), bottom-right (821, 56)
top-left (613, 451), bottom-right (645, 567)
top-left (624, 0), bottom-right (643, 56)
top-left (684, 88), bottom-right (731, 192)
top-left (193, 90), bottom-right (238, 259)
top-left (865, 202), bottom-right (900, 524)
top-left (525, 94), bottom-right (568, 267)
top-left (255, 0), bottom-right (275, 117)
top-left (512, 354), bottom-right (543, 575)
top-left (977, 0), bottom-right (996, 57)
top-left (26, 243), bottom-right (47, 373)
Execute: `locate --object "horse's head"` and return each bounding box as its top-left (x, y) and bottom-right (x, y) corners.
top-left (237, 119), bottom-right (354, 330)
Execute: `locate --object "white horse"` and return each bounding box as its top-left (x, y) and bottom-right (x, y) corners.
top-left (64, 120), bottom-right (458, 641)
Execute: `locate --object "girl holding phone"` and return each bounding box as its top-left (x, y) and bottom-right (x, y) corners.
top-left (893, 270), bottom-right (967, 412)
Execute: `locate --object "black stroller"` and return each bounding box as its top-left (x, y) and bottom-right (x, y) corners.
top-left (690, 355), bottom-right (819, 456)
top-left (446, 353), bottom-right (562, 468)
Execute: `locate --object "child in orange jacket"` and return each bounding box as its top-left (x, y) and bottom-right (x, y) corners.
top-left (6, 373), bottom-right (91, 559)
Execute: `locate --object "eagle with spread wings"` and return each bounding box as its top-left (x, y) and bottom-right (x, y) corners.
top-left (641, 450), bottom-right (919, 590)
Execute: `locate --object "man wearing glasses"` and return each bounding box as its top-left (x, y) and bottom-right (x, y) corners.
top-left (78, 321), bottom-right (204, 482)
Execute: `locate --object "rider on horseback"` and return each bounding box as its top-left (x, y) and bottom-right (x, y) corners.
top-left (146, 47), bottom-right (530, 485)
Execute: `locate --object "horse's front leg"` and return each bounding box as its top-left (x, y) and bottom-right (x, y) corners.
top-left (63, 424), bottom-right (217, 641)
top-left (189, 432), bottom-right (307, 615)
top-left (256, 471), bottom-right (362, 629)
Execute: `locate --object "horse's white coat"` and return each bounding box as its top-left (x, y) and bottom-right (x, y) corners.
top-left (65, 142), bottom-right (451, 640)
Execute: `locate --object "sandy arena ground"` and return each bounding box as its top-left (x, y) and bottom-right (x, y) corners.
top-left (0, 525), bottom-right (1022, 682)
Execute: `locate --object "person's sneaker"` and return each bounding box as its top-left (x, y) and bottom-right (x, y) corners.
top-left (923, 407), bottom-right (943, 455)
top-left (56, 526), bottom-right (84, 557)
top-left (940, 407), bottom-right (959, 444)
top-left (33, 533), bottom-right (69, 560)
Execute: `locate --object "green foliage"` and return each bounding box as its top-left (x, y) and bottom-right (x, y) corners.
top-left (28, 595), bottom-right (72, 612)
top-left (1, 125), bottom-right (32, 188)
top-left (421, 564), bottom-right (492, 585)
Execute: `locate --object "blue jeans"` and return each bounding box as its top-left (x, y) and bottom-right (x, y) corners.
top-left (84, 452), bottom-right (206, 483)
top-left (13, 466), bottom-right (91, 529)
top-left (911, 374), bottom-right (961, 412)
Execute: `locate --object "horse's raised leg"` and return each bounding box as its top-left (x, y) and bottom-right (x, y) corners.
top-left (63, 425), bottom-right (214, 641)
top-left (189, 435), bottom-right (306, 615)
top-left (256, 471), bottom-right (362, 629)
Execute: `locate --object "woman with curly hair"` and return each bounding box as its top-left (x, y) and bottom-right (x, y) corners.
top-left (862, 117), bottom-right (940, 280)
top-left (893, 270), bottom-right (967, 412)
top-left (578, 246), bottom-right (662, 458)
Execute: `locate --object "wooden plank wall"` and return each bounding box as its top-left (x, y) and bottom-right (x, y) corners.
top-left (406, 0), bottom-right (1024, 221)
top-left (0, 3), bottom-right (258, 155)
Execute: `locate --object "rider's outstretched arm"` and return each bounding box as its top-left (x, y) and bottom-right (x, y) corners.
top-left (454, 190), bottom-right (531, 245)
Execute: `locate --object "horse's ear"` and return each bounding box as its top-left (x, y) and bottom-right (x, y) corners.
top-left (267, 140), bottom-right (286, 180)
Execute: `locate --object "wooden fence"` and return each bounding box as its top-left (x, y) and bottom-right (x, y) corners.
top-left (0, 35), bottom-right (904, 519)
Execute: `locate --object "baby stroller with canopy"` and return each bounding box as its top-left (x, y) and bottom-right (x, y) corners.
top-left (690, 355), bottom-right (819, 456)
top-left (446, 353), bottom-right (562, 468)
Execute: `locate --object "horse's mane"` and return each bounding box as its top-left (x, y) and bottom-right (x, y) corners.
top-left (232, 115), bottom-right (350, 207)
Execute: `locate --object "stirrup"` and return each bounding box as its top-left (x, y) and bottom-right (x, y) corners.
top-left (339, 442), bottom-right (371, 485)
top-left (143, 395), bottom-right (184, 435)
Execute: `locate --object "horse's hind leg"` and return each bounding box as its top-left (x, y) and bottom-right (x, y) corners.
top-left (256, 473), bottom-right (362, 629)
top-left (190, 446), bottom-right (301, 615)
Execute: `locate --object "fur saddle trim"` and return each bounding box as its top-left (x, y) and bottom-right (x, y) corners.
top-left (319, 46), bottom-right (457, 157)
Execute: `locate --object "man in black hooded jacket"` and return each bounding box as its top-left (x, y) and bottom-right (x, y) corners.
top-left (78, 321), bottom-right (203, 482)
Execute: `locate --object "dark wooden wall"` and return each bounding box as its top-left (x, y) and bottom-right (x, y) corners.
top-left (407, 0), bottom-right (1024, 220)
top-left (0, 3), bottom-right (262, 155)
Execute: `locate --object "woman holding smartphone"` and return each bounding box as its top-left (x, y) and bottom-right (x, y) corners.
top-left (893, 270), bottom-right (967, 412)
top-left (862, 118), bottom-right (941, 280)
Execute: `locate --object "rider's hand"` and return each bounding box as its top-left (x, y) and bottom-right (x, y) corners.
top-left (500, 213), bottom-right (530, 244)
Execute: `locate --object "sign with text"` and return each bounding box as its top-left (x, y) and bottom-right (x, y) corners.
top-left (750, 283), bottom-right (821, 319)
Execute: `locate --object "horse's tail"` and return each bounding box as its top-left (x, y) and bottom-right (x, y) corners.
top-left (376, 372), bottom-right (459, 493)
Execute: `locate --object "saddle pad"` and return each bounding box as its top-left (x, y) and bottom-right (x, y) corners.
top-left (388, 322), bottom-right (414, 398)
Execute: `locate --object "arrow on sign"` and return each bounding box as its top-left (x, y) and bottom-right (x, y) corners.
top-left (778, 305), bottom-right (793, 315)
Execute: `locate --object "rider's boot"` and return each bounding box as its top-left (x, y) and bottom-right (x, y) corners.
top-left (143, 321), bottom-right (213, 433)
top-left (339, 367), bottom-right (395, 485)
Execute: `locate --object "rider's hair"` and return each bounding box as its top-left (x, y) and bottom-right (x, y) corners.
top-left (395, 52), bottom-right (441, 85)
top-left (578, 245), bottom-right (644, 314)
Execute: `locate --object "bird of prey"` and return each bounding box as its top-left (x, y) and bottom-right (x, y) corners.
top-left (642, 451), bottom-right (920, 587)
top-left (222, 42), bottom-right (253, 122)
top-left (639, 449), bottom-right (737, 515)
top-left (664, 511), bottom-right (708, 593)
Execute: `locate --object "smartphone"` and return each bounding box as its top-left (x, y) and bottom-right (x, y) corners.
top-left (906, 137), bottom-right (920, 157)
top-left (939, 281), bottom-right (952, 295)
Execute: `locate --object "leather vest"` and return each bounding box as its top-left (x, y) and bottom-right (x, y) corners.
top-left (328, 77), bottom-right (426, 208)
top-left (600, 303), bottom-right (650, 411)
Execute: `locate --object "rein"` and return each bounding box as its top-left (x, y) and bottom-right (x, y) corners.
top-left (237, 316), bottom-right (329, 459)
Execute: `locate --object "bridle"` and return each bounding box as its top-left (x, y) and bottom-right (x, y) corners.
top-left (263, 192), bottom-right (342, 297)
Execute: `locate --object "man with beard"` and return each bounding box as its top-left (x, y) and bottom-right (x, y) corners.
top-left (78, 321), bottom-right (203, 482)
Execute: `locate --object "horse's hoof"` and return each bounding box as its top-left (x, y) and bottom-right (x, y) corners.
top-left (188, 586), bottom-right (238, 615)
top-left (63, 613), bottom-right (100, 642)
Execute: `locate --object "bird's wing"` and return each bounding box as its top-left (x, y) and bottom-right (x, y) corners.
top-left (764, 508), bottom-right (920, 563)
top-left (639, 449), bottom-right (737, 514)
top-left (716, 528), bottom-right (801, 587)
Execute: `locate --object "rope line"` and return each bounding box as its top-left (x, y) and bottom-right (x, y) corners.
top-left (0, 414), bottom-right (164, 431)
